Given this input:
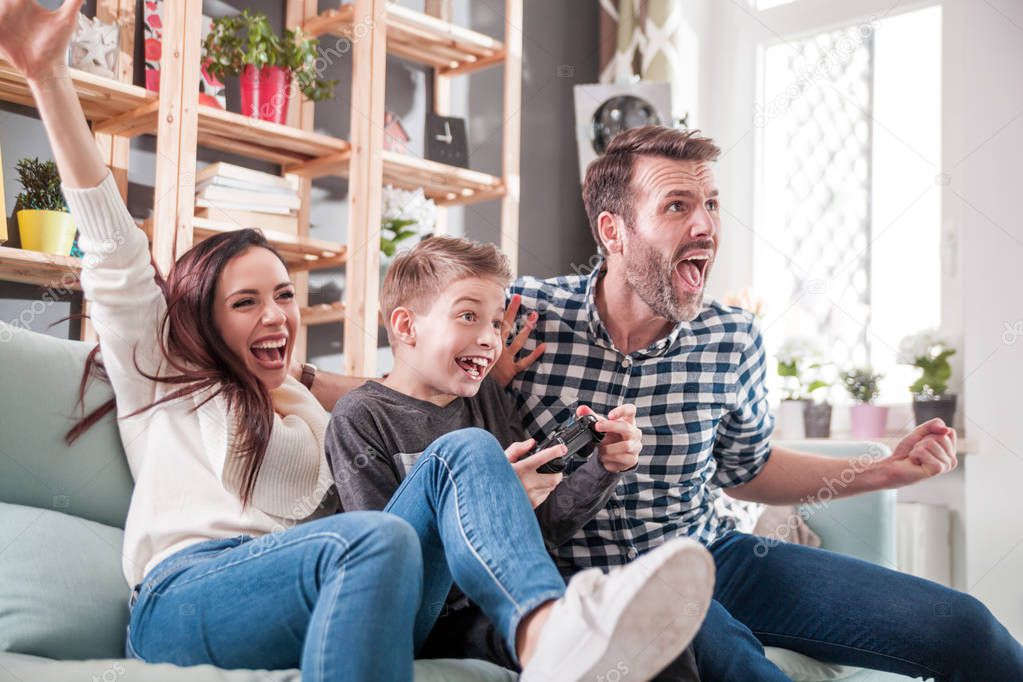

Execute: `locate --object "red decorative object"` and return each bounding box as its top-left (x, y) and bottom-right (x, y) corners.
top-left (383, 111), bottom-right (410, 154)
top-left (240, 65), bottom-right (292, 124)
top-left (143, 0), bottom-right (225, 110)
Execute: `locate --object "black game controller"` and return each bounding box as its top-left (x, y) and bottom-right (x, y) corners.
top-left (532, 414), bottom-right (605, 474)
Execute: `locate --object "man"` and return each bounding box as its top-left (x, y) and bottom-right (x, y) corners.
top-left (303, 126), bottom-right (1022, 679)
top-left (496, 125), bottom-right (1022, 679)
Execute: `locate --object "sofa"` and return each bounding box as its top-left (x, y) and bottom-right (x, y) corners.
top-left (0, 321), bottom-right (920, 681)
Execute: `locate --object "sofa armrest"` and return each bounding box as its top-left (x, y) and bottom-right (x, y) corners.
top-left (775, 440), bottom-right (897, 569)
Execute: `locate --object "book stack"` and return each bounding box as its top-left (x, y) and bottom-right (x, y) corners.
top-left (194, 162), bottom-right (301, 236)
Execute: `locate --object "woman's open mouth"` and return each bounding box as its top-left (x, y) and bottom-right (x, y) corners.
top-left (250, 336), bottom-right (288, 370)
top-left (674, 252), bottom-right (711, 295)
top-left (455, 355), bottom-right (491, 381)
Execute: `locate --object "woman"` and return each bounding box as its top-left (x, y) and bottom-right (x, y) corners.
top-left (0, 1), bottom-right (713, 680)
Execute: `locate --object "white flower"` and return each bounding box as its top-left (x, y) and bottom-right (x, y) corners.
top-left (776, 335), bottom-right (825, 365)
top-left (898, 329), bottom-right (945, 364)
top-left (381, 185), bottom-right (436, 231)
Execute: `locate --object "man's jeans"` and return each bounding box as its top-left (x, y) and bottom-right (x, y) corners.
top-left (692, 531), bottom-right (1023, 681)
top-left (126, 428), bottom-right (566, 681)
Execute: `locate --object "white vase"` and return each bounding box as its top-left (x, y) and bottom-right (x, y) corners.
top-left (774, 399), bottom-right (807, 440)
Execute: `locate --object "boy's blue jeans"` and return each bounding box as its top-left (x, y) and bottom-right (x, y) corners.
top-left (693, 531), bottom-right (1023, 681)
top-left (125, 428), bottom-right (565, 681)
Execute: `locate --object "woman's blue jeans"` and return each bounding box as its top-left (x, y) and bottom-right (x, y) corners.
top-left (126, 428), bottom-right (566, 681)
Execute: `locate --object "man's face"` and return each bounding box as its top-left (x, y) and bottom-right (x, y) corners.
top-left (612, 156), bottom-right (720, 322)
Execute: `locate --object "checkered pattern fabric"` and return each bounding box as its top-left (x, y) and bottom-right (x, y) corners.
top-left (509, 262), bottom-right (774, 573)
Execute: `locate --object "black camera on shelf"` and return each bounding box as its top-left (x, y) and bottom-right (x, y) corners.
top-left (532, 414), bottom-right (605, 474)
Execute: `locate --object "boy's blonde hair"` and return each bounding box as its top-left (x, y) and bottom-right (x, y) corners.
top-left (380, 236), bottom-right (512, 339)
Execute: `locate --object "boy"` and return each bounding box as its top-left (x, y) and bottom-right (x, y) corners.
top-left (325, 236), bottom-right (651, 669)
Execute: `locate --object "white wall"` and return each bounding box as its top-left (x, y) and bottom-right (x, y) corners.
top-left (945, 0), bottom-right (1023, 640)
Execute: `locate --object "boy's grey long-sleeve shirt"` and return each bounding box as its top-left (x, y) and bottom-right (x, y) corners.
top-left (325, 377), bottom-right (621, 549)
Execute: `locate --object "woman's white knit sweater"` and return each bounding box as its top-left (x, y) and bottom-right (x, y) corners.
top-left (63, 172), bottom-right (336, 588)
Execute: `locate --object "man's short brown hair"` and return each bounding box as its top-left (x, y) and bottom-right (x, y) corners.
top-left (380, 235), bottom-right (512, 334)
top-left (581, 126), bottom-right (721, 249)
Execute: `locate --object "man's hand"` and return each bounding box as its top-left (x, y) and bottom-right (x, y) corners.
top-left (580, 404), bottom-right (643, 473)
top-left (506, 439), bottom-right (565, 507)
top-left (492, 294), bottom-right (546, 388)
top-left (877, 418), bottom-right (958, 488)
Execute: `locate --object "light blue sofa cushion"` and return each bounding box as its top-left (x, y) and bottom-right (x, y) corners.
top-left (0, 502), bottom-right (128, 660)
top-left (0, 323), bottom-right (132, 528)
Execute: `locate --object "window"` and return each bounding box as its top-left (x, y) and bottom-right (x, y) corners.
top-left (754, 5), bottom-right (942, 405)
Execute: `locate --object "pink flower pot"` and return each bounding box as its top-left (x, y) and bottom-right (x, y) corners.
top-left (239, 64), bottom-right (291, 124)
top-left (849, 404), bottom-right (889, 439)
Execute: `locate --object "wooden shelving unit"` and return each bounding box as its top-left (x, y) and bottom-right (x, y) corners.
top-left (0, 0), bottom-right (522, 377)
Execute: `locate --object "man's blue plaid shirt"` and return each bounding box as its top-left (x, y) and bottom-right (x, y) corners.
top-left (509, 262), bottom-right (774, 574)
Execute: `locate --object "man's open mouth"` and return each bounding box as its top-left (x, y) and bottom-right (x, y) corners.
top-left (674, 252), bottom-right (711, 293)
top-left (455, 355), bottom-right (491, 381)
top-left (250, 336), bottom-right (288, 370)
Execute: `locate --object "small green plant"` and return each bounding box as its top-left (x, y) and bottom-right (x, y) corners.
top-left (776, 335), bottom-right (832, 400)
top-left (899, 330), bottom-right (956, 397)
top-left (203, 10), bottom-right (337, 101)
top-left (13, 158), bottom-right (67, 212)
top-left (841, 367), bottom-right (883, 404)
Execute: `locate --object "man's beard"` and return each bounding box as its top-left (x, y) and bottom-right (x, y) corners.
top-left (622, 234), bottom-right (711, 323)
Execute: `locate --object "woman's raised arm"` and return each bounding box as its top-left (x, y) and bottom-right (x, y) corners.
top-left (0, 0), bottom-right (108, 189)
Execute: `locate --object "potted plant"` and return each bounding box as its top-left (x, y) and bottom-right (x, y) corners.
top-left (13, 158), bottom-right (76, 256)
top-left (776, 336), bottom-right (833, 438)
top-left (203, 9), bottom-right (337, 123)
top-left (380, 185), bottom-right (436, 258)
top-left (899, 329), bottom-right (957, 426)
top-left (841, 367), bottom-right (888, 438)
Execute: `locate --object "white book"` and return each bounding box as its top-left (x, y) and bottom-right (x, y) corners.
top-left (196, 185), bottom-right (302, 211)
top-left (195, 198), bottom-right (295, 215)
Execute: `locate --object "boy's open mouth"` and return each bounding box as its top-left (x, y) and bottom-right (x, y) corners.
top-left (250, 336), bottom-right (288, 370)
top-left (455, 355), bottom-right (491, 381)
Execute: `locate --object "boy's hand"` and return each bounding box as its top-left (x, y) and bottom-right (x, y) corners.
top-left (578, 404), bottom-right (642, 473)
top-left (492, 294), bottom-right (546, 388)
top-left (505, 439), bottom-right (564, 508)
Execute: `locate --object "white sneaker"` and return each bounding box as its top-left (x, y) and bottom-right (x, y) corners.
top-left (519, 538), bottom-right (714, 682)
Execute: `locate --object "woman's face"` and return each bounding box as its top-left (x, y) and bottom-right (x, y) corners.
top-left (212, 246), bottom-right (299, 390)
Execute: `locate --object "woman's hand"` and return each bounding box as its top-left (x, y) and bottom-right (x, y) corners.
top-left (505, 439), bottom-right (564, 508)
top-left (0, 0), bottom-right (83, 84)
top-left (492, 294), bottom-right (546, 388)
top-left (579, 404), bottom-right (643, 473)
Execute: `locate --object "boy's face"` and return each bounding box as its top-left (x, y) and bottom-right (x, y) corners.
top-left (396, 276), bottom-right (506, 400)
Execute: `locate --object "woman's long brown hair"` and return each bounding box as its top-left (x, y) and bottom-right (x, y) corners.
top-left (65, 229), bottom-right (290, 506)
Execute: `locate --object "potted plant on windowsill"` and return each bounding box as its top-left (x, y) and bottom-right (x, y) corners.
top-left (776, 335), bottom-right (833, 439)
top-left (841, 366), bottom-right (887, 438)
top-left (203, 9), bottom-right (337, 124)
top-left (899, 329), bottom-right (957, 426)
top-left (13, 158), bottom-right (76, 256)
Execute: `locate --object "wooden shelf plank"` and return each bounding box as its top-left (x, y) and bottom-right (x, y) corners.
top-left (0, 246), bottom-right (82, 291)
top-left (301, 301), bottom-right (345, 325)
top-left (303, 3), bottom-right (505, 76)
top-left (190, 217), bottom-right (348, 273)
top-left (0, 60), bottom-right (153, 123)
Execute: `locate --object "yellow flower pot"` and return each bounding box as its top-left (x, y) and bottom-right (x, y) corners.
top-left (16, 210), bottom-right (77, 255)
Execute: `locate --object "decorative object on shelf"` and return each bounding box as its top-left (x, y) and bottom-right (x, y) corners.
top-left (194, 162), bottom-right (300, 235)
top-left (572, 81), bottom-right (671, 182)
top-left (143, 0), bottom-right (226, 109)
top-left (13, 158), bottom-right (76, 256)
top-left (776, 335), bottom-right (833, 439)
top-left (203, 9), bottom-right (337, 124)
top-left (380, 185), bottom-right (436, 257)
top-left (899, 329), bottom-right (957, 426)
top-left (383, 111), bottom-right (410, 154)
top-left (425, 113), bottom-right (469, 168)
top-left (841, 366), bottom-right (888, 438)
top-left (68, 12), bottom-right (119, 79)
